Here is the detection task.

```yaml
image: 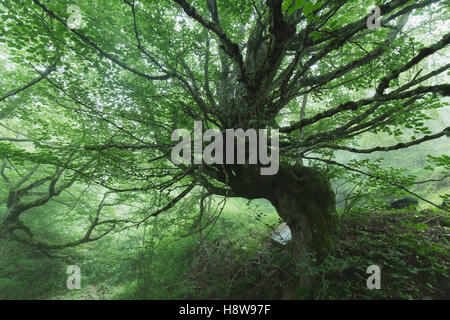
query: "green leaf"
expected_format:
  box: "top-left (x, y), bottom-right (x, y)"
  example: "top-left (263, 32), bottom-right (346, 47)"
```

top-left (303, 2), bottom-right (314, 16)
top-left (282, 0), bottom-right (293, 12)
top-left (313, 1), bottom-right (324, 11)
top-left (287, 7), bottom-right (295, 16)
top-left (294, 0), bottom-right (305, 10)
top-left (312, 31), bottom-right (322, 41)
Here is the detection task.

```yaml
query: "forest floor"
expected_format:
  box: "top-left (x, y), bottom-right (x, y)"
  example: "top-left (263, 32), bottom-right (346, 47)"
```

top-left (177, 208), bottom-right (450, 300)
top-left (1, 204), bottom-right (448, 300)
top-left (316, 209), bottom-right (449, 299)
top-left (70, 208), bottom-right (450, 300)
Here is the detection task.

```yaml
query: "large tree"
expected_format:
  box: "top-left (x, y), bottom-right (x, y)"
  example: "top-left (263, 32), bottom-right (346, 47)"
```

top-left (1, 0), bottom-right (449, 289)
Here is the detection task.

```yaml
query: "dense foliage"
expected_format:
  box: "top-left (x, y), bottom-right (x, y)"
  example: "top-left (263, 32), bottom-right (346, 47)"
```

top-left (0, 0), bottom-right (449, 299)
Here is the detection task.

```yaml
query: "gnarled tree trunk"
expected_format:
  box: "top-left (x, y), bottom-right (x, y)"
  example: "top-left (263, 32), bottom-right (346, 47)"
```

top-left (228, 164), bottom-right (338, 293)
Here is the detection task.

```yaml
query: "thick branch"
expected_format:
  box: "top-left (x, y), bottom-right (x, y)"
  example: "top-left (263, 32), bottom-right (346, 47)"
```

top-left (172, 0), bottom-right (249, 89)
top-left (0, 63), bottom-right (56, 102)
top-left (319, 127), bottom-right (450, 154)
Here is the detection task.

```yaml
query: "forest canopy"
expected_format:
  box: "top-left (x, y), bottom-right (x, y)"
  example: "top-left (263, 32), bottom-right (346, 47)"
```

top-left (0, 0), bottom-right (449, 300)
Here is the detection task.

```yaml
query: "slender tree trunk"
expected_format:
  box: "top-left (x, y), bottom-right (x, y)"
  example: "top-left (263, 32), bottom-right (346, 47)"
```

top-left (1, 192), bottom-right (26, 238)
top-left (229, 164), bottom-right (338, 293)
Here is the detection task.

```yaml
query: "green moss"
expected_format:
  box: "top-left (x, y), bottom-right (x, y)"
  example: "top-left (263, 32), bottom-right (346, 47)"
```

top-left (229, 163), bottom-right (339, 263)
top-left (310, 210), bottom-right (338, 260)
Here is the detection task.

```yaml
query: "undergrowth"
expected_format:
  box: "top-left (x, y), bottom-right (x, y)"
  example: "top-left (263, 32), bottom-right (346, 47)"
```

top-left (119, 207), bottom-right (449, 300)
top-left (1, 201), bottom-right (448, 300)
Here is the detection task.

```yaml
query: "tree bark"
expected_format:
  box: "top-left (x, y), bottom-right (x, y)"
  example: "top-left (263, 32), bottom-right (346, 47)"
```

top-left (228, 164), bottom-right (338, 293)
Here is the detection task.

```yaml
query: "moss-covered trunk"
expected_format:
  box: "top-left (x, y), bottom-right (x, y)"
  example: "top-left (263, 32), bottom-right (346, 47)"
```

top-left (273, 188), bottom-right (336, 289)
top-left (229, 164), bottom-right (338, 292)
